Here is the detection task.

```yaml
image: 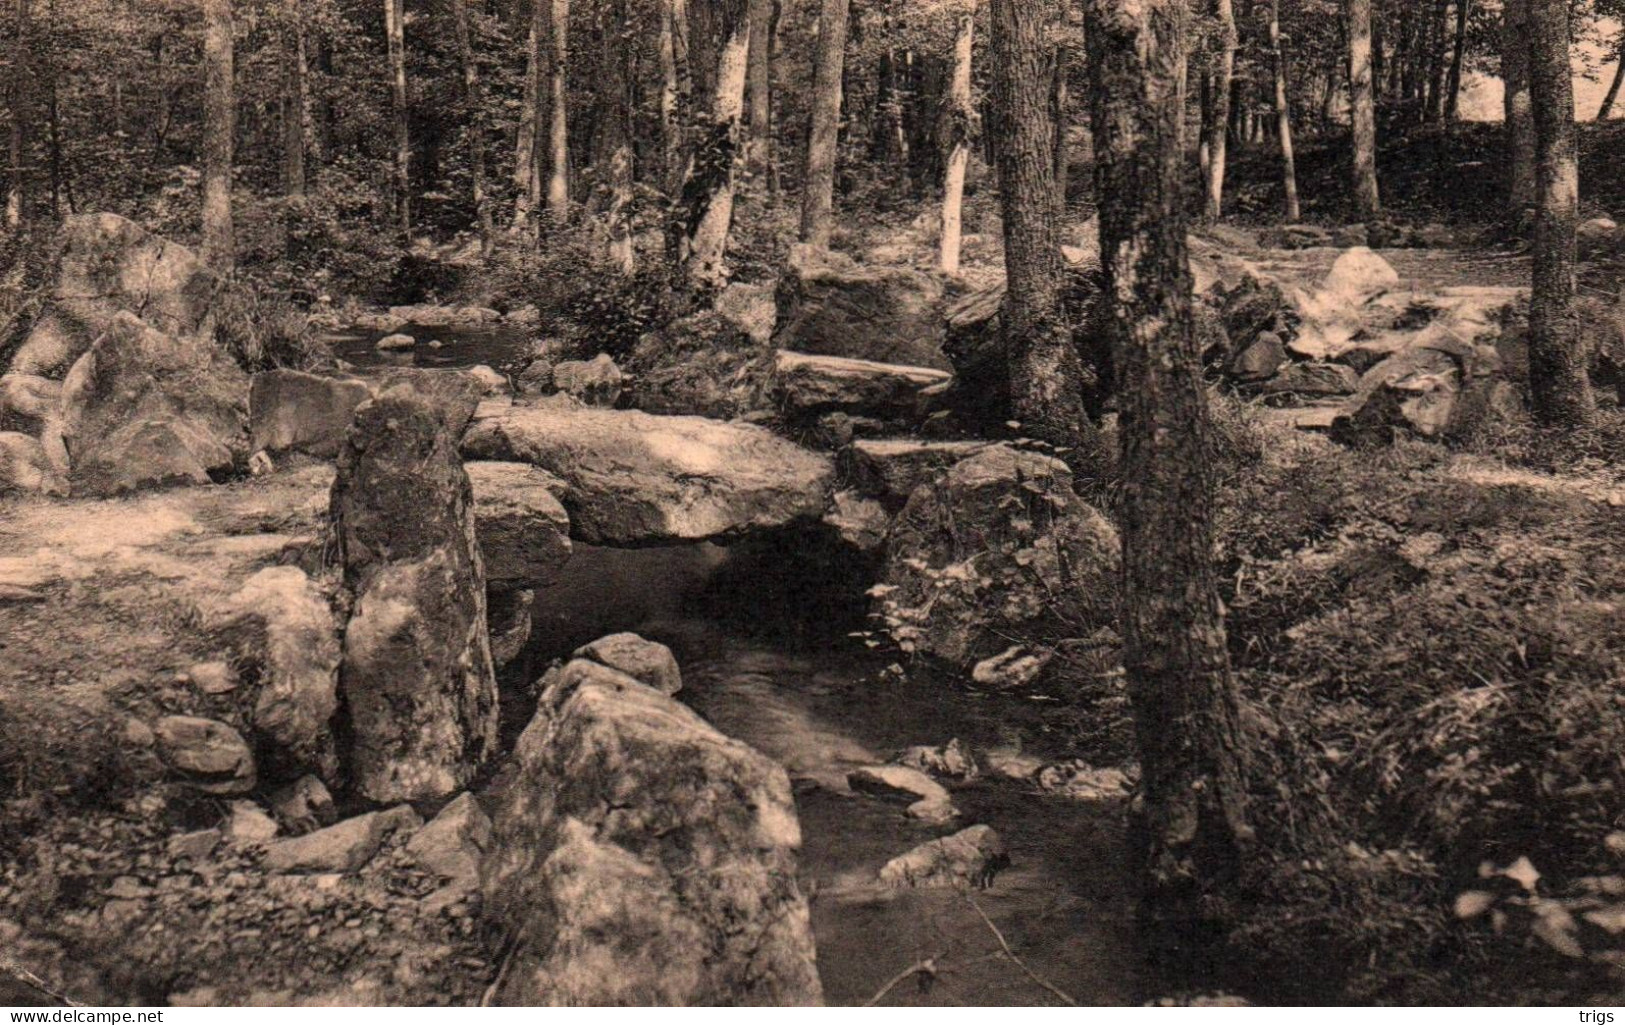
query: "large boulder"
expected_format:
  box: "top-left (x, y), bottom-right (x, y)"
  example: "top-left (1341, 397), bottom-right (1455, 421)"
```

top-left (623, 310), bottom-right (770, 419)
top-left (9, 213), bottom-right (220, 378)
top-left (876, 445), bottom-right (1118, 669)
top-left (768, 350), bottom-right (949, 424)
top-left (552, 354), bottom-right (624, 407)
top-left (772, 244), bottom-right (949, 370)
top-left (464, 461), bottom-right (572, 586)
top-left (152, 716), bottom-right (256, 795)
top-left (462, 405), bottom-right (833, 546)
top-left (482, 659), bottom-right (822, 1006)
top-left (333, 383), bottom-right (497, 803)
top-left (58, 311), bottom-right (249, 495)
top-left (249, 370), bottom-right (374, 459)
top-left (213, 566), bottom-right (343, 783)
top-left (1329, 338), bottom-right (1510, 447)
top-left (0, 373), bottom-right (63, 434)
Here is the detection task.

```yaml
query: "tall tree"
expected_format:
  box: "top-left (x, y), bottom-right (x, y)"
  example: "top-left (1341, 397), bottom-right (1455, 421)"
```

top-left (1599, 33), bottom-right (1625, 120)
top-left (1526, 0), bottom-right (1596, 426)
top-left (744, 0), bottom-right (774, 182)
top-left (939, 5), bottom-right (974, 275)
top-left (1503, 0), bottom-right (1537, 222)
top-left (1269, 0), bottom-right (1300, 222)
top-left (1084, 0), bottom-right (1252, 935)
top-left (658, 0), bottom-right (691, 192)
top-left (1202, 0), bottom-right (1237, 221)
top-left (282, 0), bottom-right (312, 200)
top-left (5, 0), bottom-right (29, 229)
top-left (598, 0), bottom-right (634, 271)
top-left (676, 0), bottom-right (750, 287)
top-left (800, 0), bottom-right (849, 245)
top-left (1348, 0), bottom-right (1380, 219)
top-left (201, 0), bottom-right (235, 272)
top-left (1444, 0), bottom-right (1470, 120)
top-left (452, 0), bottom-right (492, 249)
top-left (545, 0), bottom-right (569, 218)
top-left (512, 2), bottom-right (543, 231)
top-left (990, 0), bottom-right (1091, 457)
top-left (385, 0), bottom-right (410, 233)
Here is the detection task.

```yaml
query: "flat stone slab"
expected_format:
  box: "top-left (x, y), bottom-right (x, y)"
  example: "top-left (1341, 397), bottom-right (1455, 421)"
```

top-left (462, 405), bottom-right (833, 545)
top-left (769, 350), bottom-right (950, 418)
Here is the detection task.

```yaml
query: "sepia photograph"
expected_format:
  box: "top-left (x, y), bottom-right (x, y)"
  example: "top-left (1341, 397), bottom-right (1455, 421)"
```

top-left (1, 0), bottom-right (1623, 1008)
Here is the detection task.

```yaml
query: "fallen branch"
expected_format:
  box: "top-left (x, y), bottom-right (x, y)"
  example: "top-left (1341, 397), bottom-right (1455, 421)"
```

top-left (479, 935), bottom-right (519, 1007)
top-left (1, 958), bottom-right (80, 1008)
top-left (966, 895), bottom-right (1079, 1007)
top-left (863, 952), bottom-right (943, 1006)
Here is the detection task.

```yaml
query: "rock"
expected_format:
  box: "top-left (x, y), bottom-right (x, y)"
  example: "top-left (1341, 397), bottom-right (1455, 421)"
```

top-left (877, 445), bottom-right (1118, 669)
top-left (1227, 334), bottom-right (1288, 382)
top-left (1217, 274), bottom-right (1293, 354)
top-left (768, 350), bottom-right (949, 423)
top-left (483, 652), bottom-right (822, 1006)
top-left (248, 369), bottom-right (373, 459)
top-left (152, 716), bottom-right (256, 794)
top-left (624, 311), bottom-right (771, 419)
top-left (1252, 362), bottom-right (1359, 398)
top-left (464, 461), bottom-right (572, 586)
top-left (821, 490), bottom-right (889, 552)
top-left (405, 792), bottom-right (491, 882)
top-left (466, 365), bottom-right (509, 395)
top-left (983, 747), bottom-right (1045, 781)
top-left (894, 738), bottom-right (980, 781)
top-left (879, 825), bottom-right (1009, 890)
top-left (515, 339), bottom-right (574, 396)
top-left (841, 438), bottom-right (991, 511)
top-left (1258, 223), bottom-right (1334, 250)
top-left (1034, 761), bottom-right (1134, 801)
top-left (225, 800), bottom-right (281, 843)
top-left (715, 281), bottom-right (777, 344)
top-left (463, 405), bottom-right (833, 546)
top-left (58, 312), bottom-right (249, 495)
top-left (0, 432), bottom-right (69, 496)
top-left (167, 829), bottom-right (221, 862)
top-left (214, 566), bottom-right (342, 782)
top-left (552, 354), bottom-right (624, 407)
top-left (0, 373), bottom-right (63, 433)
top-left (334, 383), bottom-right (498, 804)
top-left (773, 243), bottom-right (949, 370)
top-left (489, 589), bottom-right (535, 669)
top-left (574, 633), bottom-right (682, 696)
top-left (848, 764), bottom-right (958, 821)
top-left (1328, 343), bottom-right (1511, 447)
top-left (188, 660), bottom-right (238, 695)
top-left (1320, 247), bottom-right (1400, 306)
top-left (263, 812), bottom-right (389, 874)
top-left (1289, 249), bottom-right (1401, 360)
top-left (375, 333), bottom-right (416, 351)
top-left (9, 213), bottom-right (219, 378)
top-left (269, 775), bottom-right (338, 835)
top-left (971, 645), bottom-right (1054, 690)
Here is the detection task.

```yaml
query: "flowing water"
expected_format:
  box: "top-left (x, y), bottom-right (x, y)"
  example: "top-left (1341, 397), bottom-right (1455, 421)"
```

top-left (322, 324), bottom-right (533, 372)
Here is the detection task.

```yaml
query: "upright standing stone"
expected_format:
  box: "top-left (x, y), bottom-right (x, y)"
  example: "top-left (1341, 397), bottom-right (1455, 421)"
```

top-left (333, 382), bottom-right (497, 803)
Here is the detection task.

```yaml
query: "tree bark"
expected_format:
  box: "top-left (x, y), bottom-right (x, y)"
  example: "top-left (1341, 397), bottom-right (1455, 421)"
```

top-left (452, 0), bottom-right (493, 249)
top-left (201, 0), bottom-right (235, 272)
top-left (1598, 35), bottom-right (1625, 120)
top-left (385, 0), bottom-right (410, 233)
top-left (545, 0), bottom-right (570, 219)
top-left (990, 0), bottom-right (1093, 459)
top-left (1203, 0), bottom-right (1236, 220)
top-left (677, 0), bottom-right (750, 288)
top-left (1348, 0), bottom-right (1380, 219)
top-left (1503, 0), bottom-right (1537, 224)
top-left (7, 0), bottom-right (31, 229)
top-left (745, 0), bottom-right (774, 181)
top-left (1526, 0), bottom-right (1595, 427)
top-left (598, 0), bottom-right (634, 271)
top-left (1445, 0), bottom-right (1470, 120)
top-left (1083, 0), bottom-right (1252, 939)
top-left (1270, 0), bottom-right (1300, 222)
top-left (939, 8), bottom-right (973, 276)
top-left (800, 0), bottom-right (849, 245)
top-left (1052, 44), bottom-right (1071, 211)
top-left (512, 4), bottom-right (543, 232)
top-left (658, 0), bottom-right (691, 193)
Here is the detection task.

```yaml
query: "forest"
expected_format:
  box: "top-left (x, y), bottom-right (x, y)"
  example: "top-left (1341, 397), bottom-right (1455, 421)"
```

top-left (2, 0), bottom-right (1625, 1009)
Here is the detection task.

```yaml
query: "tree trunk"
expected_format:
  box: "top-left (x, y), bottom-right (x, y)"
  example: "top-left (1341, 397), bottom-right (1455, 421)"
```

top-left (201, 0), bottom-right (235, 272)
top-left (546, 0), bottom-right (570, 219)
top-left (282, 0), bottom-right (309, 199)
top-left (385, 0), bottom-right (410, 233)
top-left (658, 0), bottom-right (691, 193)
top-left (1445, 0), bottom-right (1470, 120)
top-left (1598, 35), bottom-right (1625, 120)
top-left (1270, 0), bottom-right (1300, 222)
top-left (6, 0), bottom-right (30, 229)
top-left (990, 0), bottom-right (1093, 459)
top-left (677, 0), bottom-right (749, 288)
top-left (1203, 0), bottom-right (1236, 220)
top-left (513, 4), bottom-right (543, 231)
top-left (1425, 0), bottom-right (1449, 122)
top-left (452, 0), bottom-right (493, 249)
top-left (1503, 0), bottom-right (1537, 224)
top-left (1348, 0), bottom-right (1380, 219)
top-left (800, 0), bottom-right (848, 245)
top-left (1526, 0), bottom-right (1595, 427)
top-left (598, 0), bottom-right (634, 272)
top-left (1052, 44), bottom-right (1071, 211)
top-left (745, 0), bottom-right (773, 181)
top-left (939, 8), bottom-right (973, 276)
top-left (1083, 0), bottom-right (1252, 940)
